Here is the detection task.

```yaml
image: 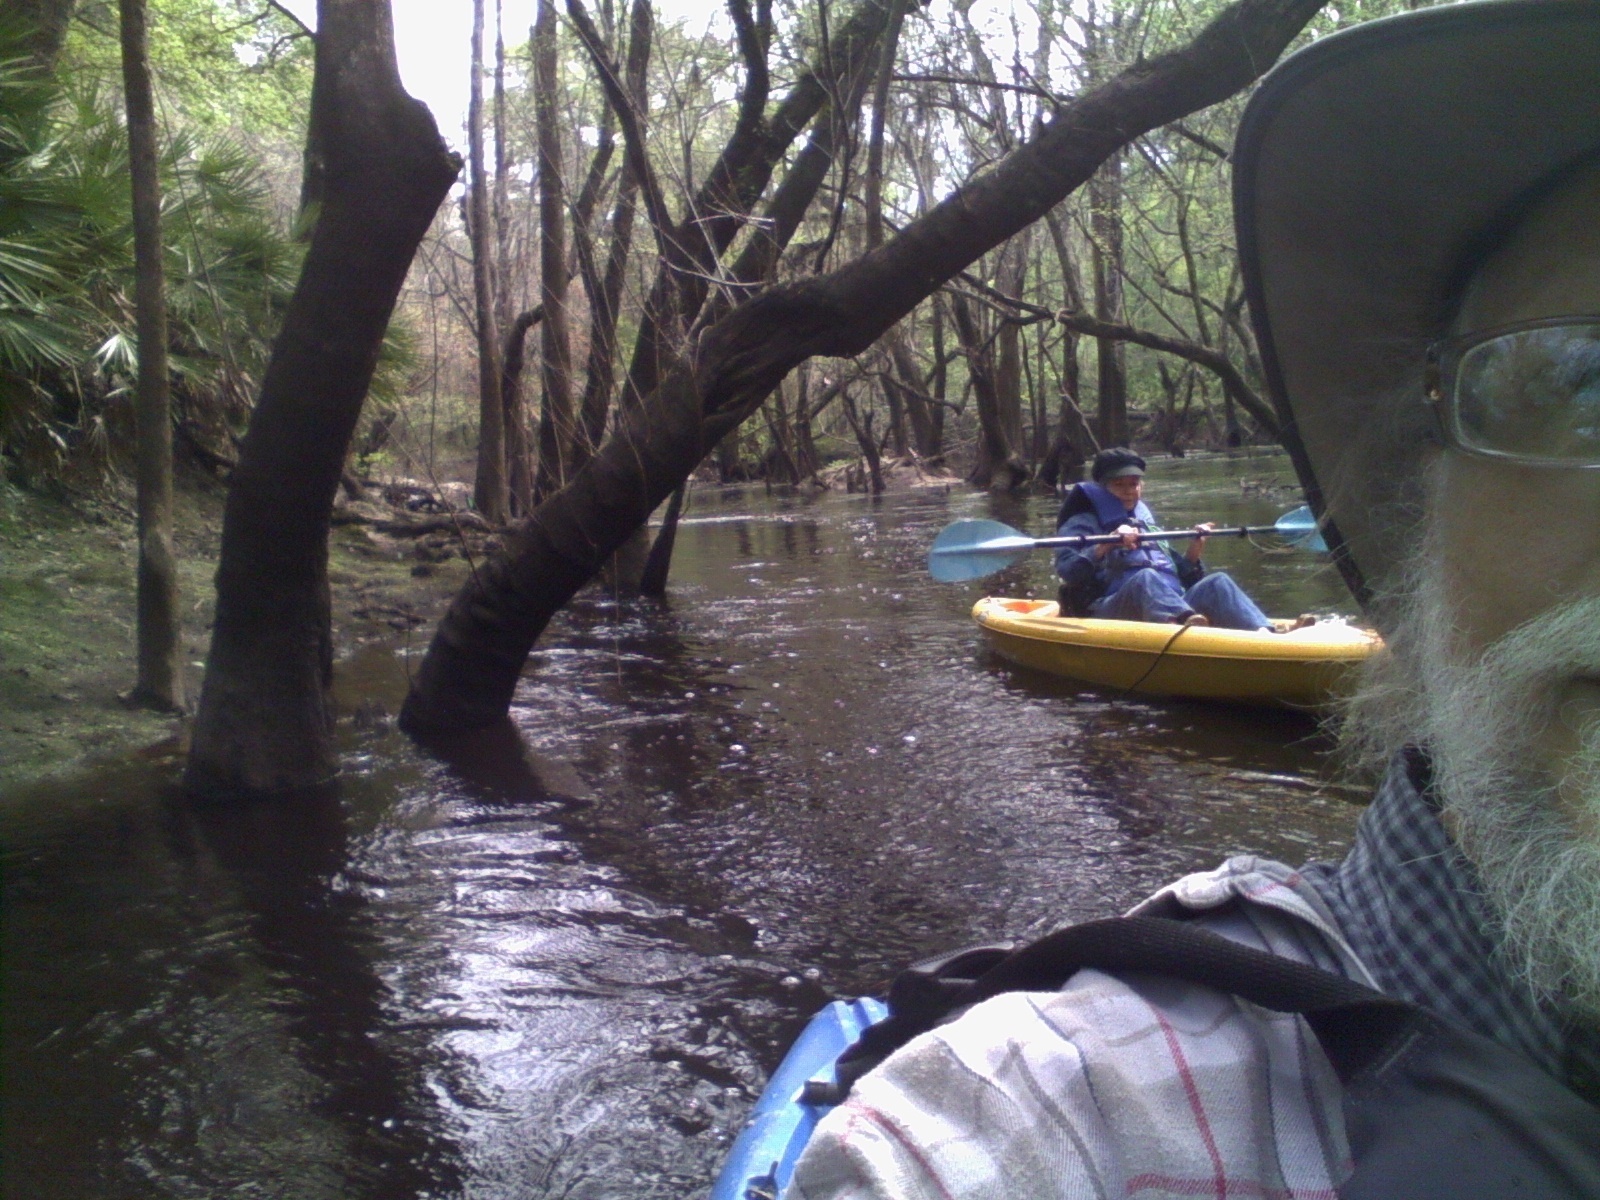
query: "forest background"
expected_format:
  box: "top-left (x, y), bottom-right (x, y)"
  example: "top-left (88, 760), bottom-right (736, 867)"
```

top-left (0, 0), bottom-right (1439, 789)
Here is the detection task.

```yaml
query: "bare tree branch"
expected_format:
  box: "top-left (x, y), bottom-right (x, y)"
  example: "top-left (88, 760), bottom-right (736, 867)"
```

top-left (1052, 308), bottom-right (1279, 436)
top-left (566, 0), bottom-right (677, 266)
top-left (263, 0), bottom-right (314, 39)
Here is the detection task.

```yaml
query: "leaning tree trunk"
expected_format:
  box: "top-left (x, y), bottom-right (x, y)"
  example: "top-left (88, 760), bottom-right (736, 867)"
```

top-left (185, 0), bottom-right (458, 798)
top-left (120, 0), bottom-right (183, 712)
top-left (399, 0), bottom-right (1330, 736)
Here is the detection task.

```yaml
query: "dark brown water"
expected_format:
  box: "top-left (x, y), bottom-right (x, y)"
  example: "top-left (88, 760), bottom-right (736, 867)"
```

top-left (2, 452), bottom-right (1367, 1199)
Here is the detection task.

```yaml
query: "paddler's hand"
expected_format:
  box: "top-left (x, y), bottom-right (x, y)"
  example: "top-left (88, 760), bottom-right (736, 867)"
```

top-left (1095, 524), bottom-right (1142, 559)
top-left (1185, 523), bottom-right (1214, 563)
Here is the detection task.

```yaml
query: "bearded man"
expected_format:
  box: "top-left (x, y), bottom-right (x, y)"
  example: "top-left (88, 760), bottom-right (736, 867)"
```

top-left (790, 3), bottom-right (1600, 1196)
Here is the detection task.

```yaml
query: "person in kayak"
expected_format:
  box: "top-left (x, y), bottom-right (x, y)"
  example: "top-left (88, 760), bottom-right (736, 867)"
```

top-left (1053, 447), bottom-right (1275, 628)
top-left (790, 3), bottom-right (1600, 1197)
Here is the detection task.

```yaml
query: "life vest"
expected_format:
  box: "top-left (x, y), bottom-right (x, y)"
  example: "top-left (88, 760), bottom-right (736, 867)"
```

top-left (1056, 482), bottom-right (1179, 609)
top-left (810, 916), bottom-right (1600, 1198)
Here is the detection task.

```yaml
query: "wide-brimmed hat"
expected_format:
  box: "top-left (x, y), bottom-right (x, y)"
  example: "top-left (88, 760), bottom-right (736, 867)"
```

top-left (1234, 0), bottom-right (1600, 613)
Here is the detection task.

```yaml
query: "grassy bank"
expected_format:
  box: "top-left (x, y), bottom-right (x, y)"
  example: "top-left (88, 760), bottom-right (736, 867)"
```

top-left (0, 478), bottom-right (475, 791)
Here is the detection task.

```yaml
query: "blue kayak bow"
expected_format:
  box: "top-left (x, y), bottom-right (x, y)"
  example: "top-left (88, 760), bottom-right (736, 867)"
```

top-left (927, 505), bottom-right (1327, 583)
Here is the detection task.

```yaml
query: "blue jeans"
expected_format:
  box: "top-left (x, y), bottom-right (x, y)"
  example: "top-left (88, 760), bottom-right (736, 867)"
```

top-left (1089, 568), bottom-right (1270, 630)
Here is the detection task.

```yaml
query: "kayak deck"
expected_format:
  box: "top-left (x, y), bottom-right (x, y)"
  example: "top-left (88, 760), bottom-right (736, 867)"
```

top-left (972, 597), bottom-right (1381, 708)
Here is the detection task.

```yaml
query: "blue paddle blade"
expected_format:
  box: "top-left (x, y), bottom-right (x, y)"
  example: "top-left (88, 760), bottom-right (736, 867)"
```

top-left (928, 519), bottom-right (1036, 582)
top-left (1274, 505), bottom-right (1328, 552)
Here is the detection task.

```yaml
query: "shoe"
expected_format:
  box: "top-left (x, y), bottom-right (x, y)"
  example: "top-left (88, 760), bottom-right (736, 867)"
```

top-left (1270, 614), bottom-right (1318, 633)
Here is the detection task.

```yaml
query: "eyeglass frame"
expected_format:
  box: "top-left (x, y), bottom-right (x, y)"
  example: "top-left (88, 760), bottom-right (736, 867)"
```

top-left (1423, 314), bottom-right (1600, 469)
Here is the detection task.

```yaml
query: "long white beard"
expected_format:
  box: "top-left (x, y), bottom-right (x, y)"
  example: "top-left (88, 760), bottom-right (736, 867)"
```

top-left (1365, 550), bottom-right (1600, 1023)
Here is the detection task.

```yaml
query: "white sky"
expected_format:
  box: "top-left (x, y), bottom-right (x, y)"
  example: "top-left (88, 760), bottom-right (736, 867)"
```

top-left (279, 0), bottom-right (1019, 148)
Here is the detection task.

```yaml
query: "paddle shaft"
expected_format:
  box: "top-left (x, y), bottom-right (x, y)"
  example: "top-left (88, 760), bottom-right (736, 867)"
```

top-left (1039, 524), bottom-right (1282, 550)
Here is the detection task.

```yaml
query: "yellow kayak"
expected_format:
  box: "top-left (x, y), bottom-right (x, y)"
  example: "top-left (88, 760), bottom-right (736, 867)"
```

top-left (972, 597), bottom-right (1382, 708)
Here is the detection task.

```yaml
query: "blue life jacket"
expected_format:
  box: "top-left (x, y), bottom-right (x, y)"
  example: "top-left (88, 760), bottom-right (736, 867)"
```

top-left (1056, 482), bottom-right (1179, 604)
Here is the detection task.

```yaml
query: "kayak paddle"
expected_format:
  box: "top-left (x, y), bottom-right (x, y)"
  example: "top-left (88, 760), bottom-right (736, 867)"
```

top-left (928, 506), bottom-right (1327, 583)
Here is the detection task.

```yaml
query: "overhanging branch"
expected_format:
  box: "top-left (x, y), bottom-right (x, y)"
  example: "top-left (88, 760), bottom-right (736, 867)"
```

top-left (1052, 308), bottom-right (1279, 436)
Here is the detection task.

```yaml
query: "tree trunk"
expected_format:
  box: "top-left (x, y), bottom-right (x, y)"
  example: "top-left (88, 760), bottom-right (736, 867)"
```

top-left (928, 297), bottom-right (948, 455)
top-left (500, 305), bottom-right (544, 511)
top-left (400, 0), bottom-right (1329, 736)
top-left (794, 361), bottom-right (820, 477)
top-left (493, 0), bottom-right (535, 513)
top-left (994, 239), bottom-right (1028, 462)
top-left (863, 0), bottom-right (909, 458)
top-left (953, 291), bottom-right (1028, 491)
top-left (888, 332), bottom-right (936, 459)
top-left (841, 391), bottom-right (885, 493)
top-left (15, 0), bottom-right (76, 70)
top-left (1090, 150), bottom-right (1128, 447)
top-left (1040, 205), bottom-right (1090, 487)
top-left (186, 0), bottom-right (458, 797)
top-left (120, 0), bottom-right (183, 712)
top-left (531, 0), bottom-right (576, 502)
top-left (468, 0), bottom-right (507, 524)
top-left (638, 483), bottom-right (685, 598)
top-left (575, 0), bottom-right (651, 462)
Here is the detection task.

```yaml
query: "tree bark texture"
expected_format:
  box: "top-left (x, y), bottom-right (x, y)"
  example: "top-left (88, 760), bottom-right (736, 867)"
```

top-left (400, 0), bottom-right (1329, 735)
top-left (468, 0), bottom-right (508, 524)
top-left (531, 0), bottom-right (576, 502)
top-left (120, 0), bottom-right (184, 712)
top-left (186, 0), bottom-right (459, 797)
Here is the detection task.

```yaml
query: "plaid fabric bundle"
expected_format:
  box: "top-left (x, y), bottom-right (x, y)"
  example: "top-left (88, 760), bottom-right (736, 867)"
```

top-left (792, 752), bottom-right (1599, 1198)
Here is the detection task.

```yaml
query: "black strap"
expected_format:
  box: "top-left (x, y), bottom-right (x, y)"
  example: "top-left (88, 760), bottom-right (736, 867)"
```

top-left (814, 915), bottom-right (1600, 1197)
top-left (819, 915), bottom-right (1417, 1104)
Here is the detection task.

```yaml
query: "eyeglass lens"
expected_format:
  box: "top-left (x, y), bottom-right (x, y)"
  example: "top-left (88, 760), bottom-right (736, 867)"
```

top-left (1455, 322), bottom-right (1600, 461)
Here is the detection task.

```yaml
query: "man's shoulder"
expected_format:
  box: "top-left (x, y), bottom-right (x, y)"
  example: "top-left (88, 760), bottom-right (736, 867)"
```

top-left (1136, 855), bottom-right (1373, 980)
top-left (791, 860), bottom-right (1367, 1199)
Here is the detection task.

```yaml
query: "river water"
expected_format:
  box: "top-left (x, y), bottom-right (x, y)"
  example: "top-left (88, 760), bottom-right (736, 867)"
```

top-left (2, 452), bottom-right (1369, 1199)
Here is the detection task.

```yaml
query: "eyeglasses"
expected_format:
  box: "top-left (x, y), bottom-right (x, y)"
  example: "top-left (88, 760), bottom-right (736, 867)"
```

top-left (1425, 316), bottom-right (1600, 467)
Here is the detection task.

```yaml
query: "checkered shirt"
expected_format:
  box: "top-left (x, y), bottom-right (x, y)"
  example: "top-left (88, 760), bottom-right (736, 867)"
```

top-left (1302, 747), bottom-right (1600, 1101)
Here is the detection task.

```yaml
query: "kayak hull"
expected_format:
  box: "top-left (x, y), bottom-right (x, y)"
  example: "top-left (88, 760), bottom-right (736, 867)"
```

top-left (972, 597), bottom-right (1380, 708)
top-left (711, 997), bottom-right (889, 1200)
